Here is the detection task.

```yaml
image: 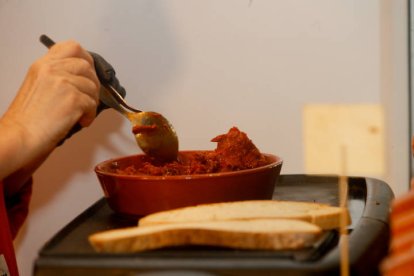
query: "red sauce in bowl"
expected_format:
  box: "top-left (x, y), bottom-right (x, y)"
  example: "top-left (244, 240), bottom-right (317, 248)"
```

top-left (117, 127), bottom-right (268, 176)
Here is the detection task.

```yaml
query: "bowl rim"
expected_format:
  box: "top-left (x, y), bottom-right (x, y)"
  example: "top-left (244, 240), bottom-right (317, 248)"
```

top-left (94, 151), bottom-right (283, 180)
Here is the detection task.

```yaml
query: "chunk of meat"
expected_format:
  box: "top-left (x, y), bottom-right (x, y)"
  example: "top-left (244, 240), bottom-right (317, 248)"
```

top-left (211, 127), bottom-right (267, 172)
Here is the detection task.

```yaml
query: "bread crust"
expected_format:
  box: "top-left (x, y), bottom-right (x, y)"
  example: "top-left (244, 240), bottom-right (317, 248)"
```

top-left (139, 200), bottom-right (350, 230)
top-left (89, 219), bottom-right (322, 253)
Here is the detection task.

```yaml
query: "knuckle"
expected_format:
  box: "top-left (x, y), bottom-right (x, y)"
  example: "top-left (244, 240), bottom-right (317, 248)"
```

top-left (90, 79), bottom-right (100, 95)
top-left (79, 99), bottom-right (98, 127)
top-left (65, 40), bottom-right (83, 55)
top-left (88, 94), bottom-right (99, 108)
top-left (58, 40), bottom-right (90, 61)
top-left (79, 58), bottom-right (91, 69)
top-left (30, 58), bottom-right (46, 73)
top-left (76, 58), bottom-right (93, 74)
top-left (36, 62), bottom-right (54, 78)
top-left (85, 90), bottom-right (99, 108)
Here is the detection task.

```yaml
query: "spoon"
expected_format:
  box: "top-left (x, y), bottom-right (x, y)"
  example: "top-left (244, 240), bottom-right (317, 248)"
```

top-left (40, 35), bottom-right (179, 161)
top-left (99, 82), bottom-right (179, 161)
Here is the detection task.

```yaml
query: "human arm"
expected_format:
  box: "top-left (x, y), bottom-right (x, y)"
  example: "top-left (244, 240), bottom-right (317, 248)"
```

top-left (0, 40), bottom-right (100, 196)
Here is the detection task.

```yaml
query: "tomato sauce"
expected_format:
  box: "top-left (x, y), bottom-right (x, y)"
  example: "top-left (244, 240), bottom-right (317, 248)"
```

top-left (118, 127), bottom-right (268, 176)
top-left (132, 124), bottom-right (158, 135)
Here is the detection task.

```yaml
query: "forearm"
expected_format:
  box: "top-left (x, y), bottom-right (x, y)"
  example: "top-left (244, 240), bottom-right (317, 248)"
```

top-left (0, 119), bottom-right (51, 197)
top-left (0, 120), bottom-right (29, 180)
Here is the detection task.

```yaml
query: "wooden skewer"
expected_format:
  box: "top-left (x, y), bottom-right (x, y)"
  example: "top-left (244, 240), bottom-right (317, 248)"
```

top-left (339, 146), bottom-right (349, 276)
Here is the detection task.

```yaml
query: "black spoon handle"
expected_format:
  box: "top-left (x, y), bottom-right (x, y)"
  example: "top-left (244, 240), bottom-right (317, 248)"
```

top-left (40, 34), bottom-right (55, 48)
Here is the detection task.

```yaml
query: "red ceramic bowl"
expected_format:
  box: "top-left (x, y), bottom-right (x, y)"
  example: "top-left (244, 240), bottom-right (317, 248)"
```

top-left (94, 151), bottom-right (283, 218)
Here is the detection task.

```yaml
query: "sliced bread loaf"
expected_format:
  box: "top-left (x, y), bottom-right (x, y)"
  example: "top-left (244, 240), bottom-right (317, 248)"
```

top-left (139, 200), bottom-right (350, 230)
top-left (89, 219), bottom-right (322, 253)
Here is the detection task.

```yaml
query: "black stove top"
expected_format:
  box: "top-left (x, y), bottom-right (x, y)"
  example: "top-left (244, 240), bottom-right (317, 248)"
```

top-left (34, 175), bottom-right (393, 276)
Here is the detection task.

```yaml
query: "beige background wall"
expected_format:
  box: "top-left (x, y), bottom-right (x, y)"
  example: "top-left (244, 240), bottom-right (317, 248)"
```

top-left (0, 1), bottom-right (409, 275)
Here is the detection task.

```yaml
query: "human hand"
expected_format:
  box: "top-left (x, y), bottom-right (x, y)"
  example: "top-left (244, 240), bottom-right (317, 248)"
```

top-left (54, 51), bottom-right (128, 145)
top-left (0, 40), bottom-right (100, 179)
top-left (39, 35), bottom-right (127, 145)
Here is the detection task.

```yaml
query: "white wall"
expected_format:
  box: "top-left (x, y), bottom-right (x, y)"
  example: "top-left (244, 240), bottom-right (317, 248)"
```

top-left (0, 1), bottom-right (408, 275)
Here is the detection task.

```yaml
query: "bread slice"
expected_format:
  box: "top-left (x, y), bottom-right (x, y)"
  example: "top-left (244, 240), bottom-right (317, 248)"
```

top-left (89, 219), bottom-right (322, 253)
top-left (139, 200), bottom-right (350, 230)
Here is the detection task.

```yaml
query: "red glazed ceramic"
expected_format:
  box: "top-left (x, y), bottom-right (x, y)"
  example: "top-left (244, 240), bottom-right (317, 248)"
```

top-left (95, 151), bottom-right (283, 218)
